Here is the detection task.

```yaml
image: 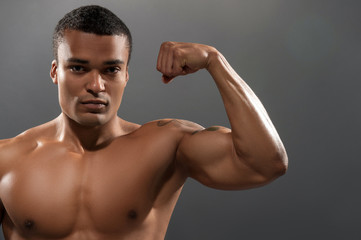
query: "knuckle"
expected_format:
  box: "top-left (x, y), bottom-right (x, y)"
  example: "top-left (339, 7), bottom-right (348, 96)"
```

top-left (162, 41), bottom-right (172, 48)
top-left (164, 41), bottom-right (176, 49)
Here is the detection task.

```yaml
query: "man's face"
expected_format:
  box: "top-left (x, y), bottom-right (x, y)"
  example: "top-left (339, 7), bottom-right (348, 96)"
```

top-left (50, 30), bottom-right (129, 127)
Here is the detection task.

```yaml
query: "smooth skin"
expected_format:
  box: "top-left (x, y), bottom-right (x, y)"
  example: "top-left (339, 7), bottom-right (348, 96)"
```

top-left (0, 30), bottom-right (288, 239)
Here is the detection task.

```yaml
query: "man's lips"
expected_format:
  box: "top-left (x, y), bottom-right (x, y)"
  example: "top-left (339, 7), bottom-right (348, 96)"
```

top-left (80, 99), bottom-right (108, 111)
top-left (81, 99), bottom-right (108, 105)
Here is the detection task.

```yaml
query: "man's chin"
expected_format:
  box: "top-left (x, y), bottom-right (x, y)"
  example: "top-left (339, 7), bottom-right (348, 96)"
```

top-left (74, 114), bottom-right (109, 127)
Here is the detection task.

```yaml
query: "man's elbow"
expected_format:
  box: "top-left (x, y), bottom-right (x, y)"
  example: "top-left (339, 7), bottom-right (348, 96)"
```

top-left (250, 149), bottom-right (288, 185)
top-left (267, 149), bottom-right (288, 180)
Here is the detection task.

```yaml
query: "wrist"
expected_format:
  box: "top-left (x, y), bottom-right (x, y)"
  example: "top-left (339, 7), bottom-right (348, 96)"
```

top-left (206, 48), bottom-right (222, 72)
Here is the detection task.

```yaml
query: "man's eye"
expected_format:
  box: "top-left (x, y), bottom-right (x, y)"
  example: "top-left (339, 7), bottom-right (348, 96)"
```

top-left (105, 67), bottom-right (120, 74)
top-left (70, 66), bottom-right (85, 72)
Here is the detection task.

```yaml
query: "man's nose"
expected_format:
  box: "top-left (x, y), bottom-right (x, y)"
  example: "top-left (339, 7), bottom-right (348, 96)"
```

top-left (86, 71), bottom-right (105, 94)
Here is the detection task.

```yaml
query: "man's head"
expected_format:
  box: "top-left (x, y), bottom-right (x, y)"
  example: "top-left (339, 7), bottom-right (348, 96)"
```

top-left (50, 6), bottom-right (131, 127)
top-left (52, 5), bottom-right (132, 64)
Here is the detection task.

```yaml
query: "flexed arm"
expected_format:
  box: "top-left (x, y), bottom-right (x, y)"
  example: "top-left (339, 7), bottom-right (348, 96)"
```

top-left (157, 42), bottom-right (288, 190)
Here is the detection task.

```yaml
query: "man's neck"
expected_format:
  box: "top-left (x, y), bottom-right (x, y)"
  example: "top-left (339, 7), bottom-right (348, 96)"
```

top-left (55, 113), bottom-right (124, 153)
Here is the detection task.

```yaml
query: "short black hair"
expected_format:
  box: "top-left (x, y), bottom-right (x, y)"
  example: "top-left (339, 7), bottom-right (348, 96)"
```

top-left (52, 5), bottom-right (132, 63)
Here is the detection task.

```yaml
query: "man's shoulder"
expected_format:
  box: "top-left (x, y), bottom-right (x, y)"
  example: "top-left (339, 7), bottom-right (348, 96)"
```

top-left (121, 119), bottom-right (204, 153)
top-left (0, 130), bottom-right (37, 152)
top-left (0, 132), bottom-right (35, 177)
top-left (138, 118), bottom-right (204, 136)
top-left (0, 120), bottom-right (56, 159)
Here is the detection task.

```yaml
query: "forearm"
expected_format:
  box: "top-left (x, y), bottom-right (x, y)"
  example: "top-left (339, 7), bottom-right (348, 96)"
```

top-left (206, 50), bottom-right (288, 178)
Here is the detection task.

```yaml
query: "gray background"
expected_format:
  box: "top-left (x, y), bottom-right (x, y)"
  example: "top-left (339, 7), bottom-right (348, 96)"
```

top-left (0, 0), bottom-right (360, 239)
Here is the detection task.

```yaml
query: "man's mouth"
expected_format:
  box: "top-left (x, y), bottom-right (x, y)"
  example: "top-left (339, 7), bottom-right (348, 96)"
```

top-left (81, 99), bottom-right (108, 105)
top-left (81, 99), bottom-right (108, 111)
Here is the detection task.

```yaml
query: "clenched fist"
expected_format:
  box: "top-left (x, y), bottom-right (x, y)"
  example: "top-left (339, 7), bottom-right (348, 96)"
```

top-left (156, 42), bottom-right (218, 83)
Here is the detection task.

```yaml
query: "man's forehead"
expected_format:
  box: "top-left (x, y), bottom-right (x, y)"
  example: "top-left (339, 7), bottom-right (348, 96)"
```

top-left (58, 30), bottom-right (129, 62)
top-left (66, 57), bottom-right (125, 66)
top-left (61, 29), bottom-right (128, 43)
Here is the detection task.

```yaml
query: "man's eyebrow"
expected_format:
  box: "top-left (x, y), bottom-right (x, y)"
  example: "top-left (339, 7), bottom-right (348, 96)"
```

top-left (65, 58), bottom-right (124, 65)
top-left (66, 58), bottom-right (89, 64)
top-left (103, 59), bottom-right (124, 65)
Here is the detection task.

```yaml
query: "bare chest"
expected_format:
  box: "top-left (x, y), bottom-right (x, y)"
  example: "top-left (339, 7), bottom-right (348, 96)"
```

top-left (0, 138), bottom-right (182, 238)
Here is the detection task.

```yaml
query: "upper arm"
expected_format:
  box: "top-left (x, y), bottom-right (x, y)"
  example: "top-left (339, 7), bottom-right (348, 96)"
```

top-left (0, 138), bottom-right (20, 224)
top-left (0, 139), bottom-right (10, 224)
top-left (176, 123), bottom-right (270, 190)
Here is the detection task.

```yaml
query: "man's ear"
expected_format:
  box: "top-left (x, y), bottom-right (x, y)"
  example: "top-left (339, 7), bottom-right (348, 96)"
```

top-left (50, 60), bottom-right (58, 85)
top-left (125, 66), bottom-right (129, 85)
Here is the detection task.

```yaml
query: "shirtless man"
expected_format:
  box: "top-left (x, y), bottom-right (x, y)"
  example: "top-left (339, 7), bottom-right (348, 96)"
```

top-left (0, 5), bottom-right (288, 240)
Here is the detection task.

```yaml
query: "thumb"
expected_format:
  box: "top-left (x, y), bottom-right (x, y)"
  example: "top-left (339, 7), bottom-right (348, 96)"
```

top-left (162, 75), bottom-right (174, 84)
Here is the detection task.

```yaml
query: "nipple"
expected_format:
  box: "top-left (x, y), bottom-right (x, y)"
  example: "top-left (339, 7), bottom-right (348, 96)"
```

top-left (24, 219), bottom-right (34, 229)
top-left (128, 210), bottom-right (137, 220)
